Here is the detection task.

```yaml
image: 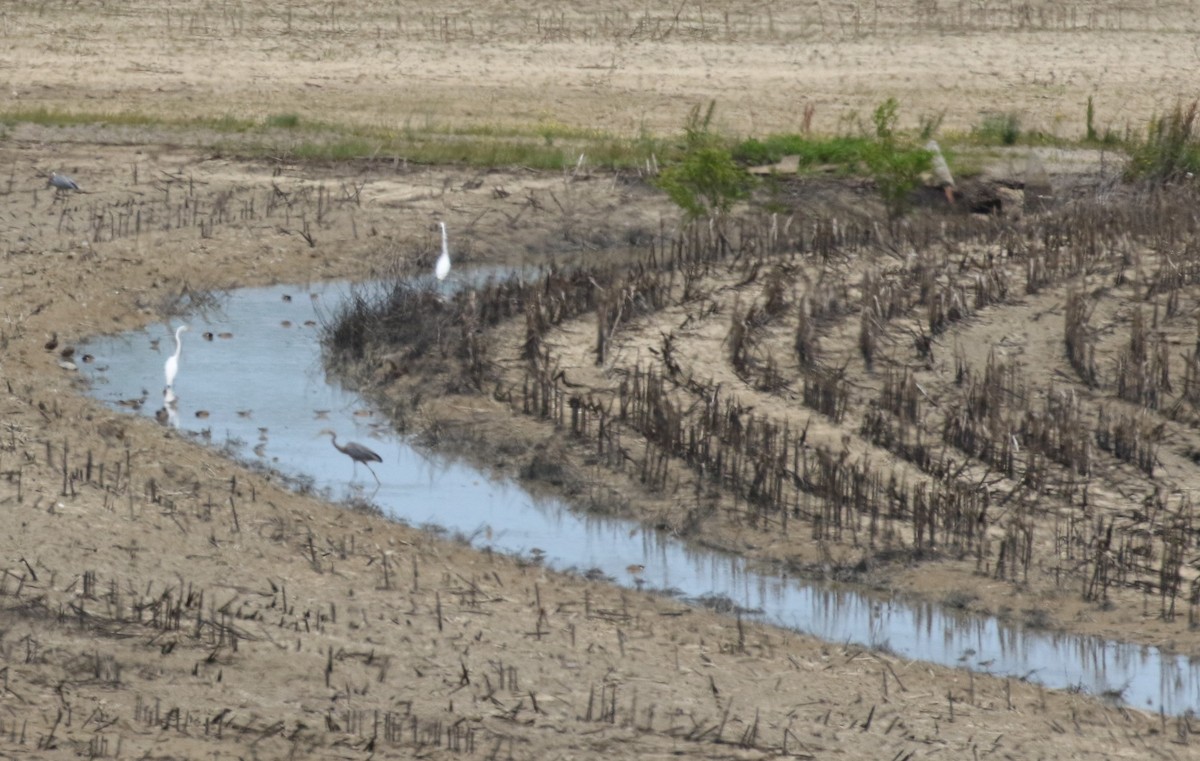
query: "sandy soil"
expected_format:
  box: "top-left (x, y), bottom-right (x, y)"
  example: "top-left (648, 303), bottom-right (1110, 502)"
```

top-left (3, 1), bottom-right (1199, 138)
top-left (0, 1), bottom-right (1196, 758)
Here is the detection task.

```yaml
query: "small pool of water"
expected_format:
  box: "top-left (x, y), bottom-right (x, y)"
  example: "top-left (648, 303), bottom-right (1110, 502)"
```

top-left (79, 278), bottom-right (1200, 715)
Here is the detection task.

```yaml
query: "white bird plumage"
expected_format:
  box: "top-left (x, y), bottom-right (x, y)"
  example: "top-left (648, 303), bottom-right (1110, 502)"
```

top-left (435, 221), bottom-right (451, 281)
top-left (164, 325), bottom-right (189, 391)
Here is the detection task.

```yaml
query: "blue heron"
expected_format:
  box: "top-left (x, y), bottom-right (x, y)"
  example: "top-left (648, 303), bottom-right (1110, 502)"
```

top-left (435, 221), bottom-right (451, 281)
top-left (164, 325), bottom-right (189, 391)
top-left (47, 172), bottom-right (81, 194)
top-left (318, 429), bottom-right (383, 485)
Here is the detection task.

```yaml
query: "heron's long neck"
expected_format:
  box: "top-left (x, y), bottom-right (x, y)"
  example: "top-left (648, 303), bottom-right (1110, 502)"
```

top-left (440, 223), bottom-right (449, 255)
top-left (173, 330), bottom-right (185, 359)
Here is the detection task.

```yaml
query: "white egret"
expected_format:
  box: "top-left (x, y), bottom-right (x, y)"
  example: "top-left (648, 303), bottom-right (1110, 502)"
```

top-left (164, 325), bottom-right (189, 391)
top-left (435, 221), bottom-right (451, 281)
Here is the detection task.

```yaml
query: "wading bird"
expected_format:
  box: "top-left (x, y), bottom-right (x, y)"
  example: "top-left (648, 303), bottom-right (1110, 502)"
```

top-left (164, 325), bottom-right (189, 391)
top-left (318, 429), bottom-right (383, 485)
top-left (47, 172), bottom-right (81, 194)
top-left (435, 221), bottom-right (451, 281)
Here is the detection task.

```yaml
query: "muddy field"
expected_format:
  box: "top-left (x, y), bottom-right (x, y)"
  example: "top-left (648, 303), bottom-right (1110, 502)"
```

top-left (0, 1), bottom-right (1198, 758)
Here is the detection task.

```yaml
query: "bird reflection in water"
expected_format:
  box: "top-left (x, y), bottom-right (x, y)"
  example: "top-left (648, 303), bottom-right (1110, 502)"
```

top-left (156, 387), bottom-right (180, 428)
top-left (436, 221), bottom-right (452, 282)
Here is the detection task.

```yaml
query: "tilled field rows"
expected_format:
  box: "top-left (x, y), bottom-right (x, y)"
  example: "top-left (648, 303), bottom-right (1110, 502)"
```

top-left (374, 184), bottom-right (1200, 653)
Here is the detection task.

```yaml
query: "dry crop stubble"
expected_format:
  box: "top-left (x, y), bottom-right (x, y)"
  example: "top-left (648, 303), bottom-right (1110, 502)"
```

top-left (358, 183), bottom-right (1200, 660)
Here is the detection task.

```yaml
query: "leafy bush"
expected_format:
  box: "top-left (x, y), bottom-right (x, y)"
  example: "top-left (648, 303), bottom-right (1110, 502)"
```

top-left (656, 102), bottom-right (755, 219)
top-left (863, 99), bottom-right (933, 220)
top-left (865, 144), bottom-right (934, 219)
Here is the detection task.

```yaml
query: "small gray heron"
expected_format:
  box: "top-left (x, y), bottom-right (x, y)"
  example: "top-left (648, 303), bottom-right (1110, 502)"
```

top-left (318, 429), bottom-right (383, 485)
top-left (47, 172), bottom-right (81, 194)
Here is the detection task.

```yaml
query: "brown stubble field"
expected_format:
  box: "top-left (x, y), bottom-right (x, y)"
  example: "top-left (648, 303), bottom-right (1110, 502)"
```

top-left (0, 0), bottom-right (1198, 758)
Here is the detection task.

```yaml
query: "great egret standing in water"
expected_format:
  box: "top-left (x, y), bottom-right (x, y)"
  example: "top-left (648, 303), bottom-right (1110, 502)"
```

top-left (164, 325), bottom-right (189, 391)
top-left (435, 221), bottom-right (451, 281)
top-left (318, 429), bottom-right (383, 485)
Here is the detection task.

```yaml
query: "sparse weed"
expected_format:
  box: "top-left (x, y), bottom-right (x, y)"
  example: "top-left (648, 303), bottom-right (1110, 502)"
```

top-left (974, 111), bottom-right (1022, 145)
top-left (943, 590), bottom-right (978, 610)
top-left (918, 110), bottom-right (945, 140)
top-left (0, 106), bottom-right (658, 170)
top-left (265, 112), bottom-right (301, 129)
top-left (290, 138), bottom-right (379, 162)
top-left (0, 106), bottom-right (257, 133)
top-left (1023, 607), bottom-right (1053, 629)
top-left (731, 134), bottom-right (874, 167)
top-left (1125, 100), bottom-right (1200, 184)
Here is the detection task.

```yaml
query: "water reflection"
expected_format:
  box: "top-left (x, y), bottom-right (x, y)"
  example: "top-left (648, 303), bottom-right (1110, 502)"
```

top-left (78, 279), bottom-right (1200, 715)
top-left (156, 387), bottom-right (180, 428)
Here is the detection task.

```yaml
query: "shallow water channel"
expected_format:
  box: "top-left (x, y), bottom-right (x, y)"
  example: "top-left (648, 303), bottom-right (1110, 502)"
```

top-left (79, 278), bottom-right (1200, 715)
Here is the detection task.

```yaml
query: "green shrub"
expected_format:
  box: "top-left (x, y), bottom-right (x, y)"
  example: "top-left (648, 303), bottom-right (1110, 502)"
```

top-left (656, 102), bottom-right (755, 219)
top-left (1126, 100), bottom-right (1200, 184)
top-left (863, 99), bottom-right (933, 220)
top-left (872, 97), bottom-right (900, 141)
top-left (865, 143), bottom-right (933, 219)
top-left (730, 100), bottom-right (934, 219)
